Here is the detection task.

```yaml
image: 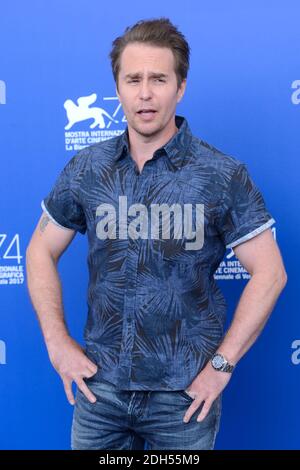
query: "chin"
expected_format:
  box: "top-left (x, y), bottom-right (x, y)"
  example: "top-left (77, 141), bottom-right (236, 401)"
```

top-left (139, 125), bottom-right (162, 136)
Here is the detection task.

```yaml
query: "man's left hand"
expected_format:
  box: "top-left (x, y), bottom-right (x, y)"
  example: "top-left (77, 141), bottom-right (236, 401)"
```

top-left (183, 362), bottom-right (232, 423)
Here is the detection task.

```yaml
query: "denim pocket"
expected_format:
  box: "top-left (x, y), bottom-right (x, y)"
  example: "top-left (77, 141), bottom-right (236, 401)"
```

top-left (83, 372), bottom-right (98, 384)
top-left (179, 389), bottom-right (195, 402)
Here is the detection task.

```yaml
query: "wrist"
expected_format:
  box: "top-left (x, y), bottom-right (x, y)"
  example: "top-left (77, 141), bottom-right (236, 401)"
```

top-left (45, 329), bottom-right (70, 349)
top-left (210, 351), bottom-right (236, 373)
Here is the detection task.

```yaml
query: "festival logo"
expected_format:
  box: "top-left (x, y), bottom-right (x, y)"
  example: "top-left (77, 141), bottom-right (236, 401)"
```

top-left (0, 234), bottom-right (24, 286)
top-left (64, 92), bottom-right (126, 151)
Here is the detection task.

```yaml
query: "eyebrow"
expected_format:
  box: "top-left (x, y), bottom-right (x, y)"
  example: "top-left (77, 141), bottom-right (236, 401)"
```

top-left (124, 72), bottom-right (169, 79)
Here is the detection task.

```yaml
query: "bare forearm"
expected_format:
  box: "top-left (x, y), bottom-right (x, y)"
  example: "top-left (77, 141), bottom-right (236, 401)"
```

top-left (184, 231), bottom-right (288, 424)
top-left (217, 272), bottom-right (287, 365)
top-left (26, 248), bottom-right (69, 347)
top-left (25, 216), bottom-right (98, 405)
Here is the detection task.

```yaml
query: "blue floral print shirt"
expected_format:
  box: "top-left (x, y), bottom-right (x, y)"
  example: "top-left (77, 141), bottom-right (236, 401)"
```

top-left (41, 115), bottom-right (275, 390)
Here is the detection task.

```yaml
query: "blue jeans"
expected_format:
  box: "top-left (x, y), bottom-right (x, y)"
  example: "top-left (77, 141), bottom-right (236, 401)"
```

top-left (71, 376), bottom-right (222, 450)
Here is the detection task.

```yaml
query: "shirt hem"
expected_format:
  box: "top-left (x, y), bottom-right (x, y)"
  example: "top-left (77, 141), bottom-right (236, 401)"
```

top-left (226, 217), bottom-right (276, 249)
top-left (41, 200), bottom-right (75, 232)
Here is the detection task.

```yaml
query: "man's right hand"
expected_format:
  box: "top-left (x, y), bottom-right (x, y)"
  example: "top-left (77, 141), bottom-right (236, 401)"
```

top-left (47, 335), bottom-right (98, 405)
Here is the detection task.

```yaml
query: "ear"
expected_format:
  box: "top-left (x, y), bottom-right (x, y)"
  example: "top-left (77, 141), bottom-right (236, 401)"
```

top-left (177, 79), bottom-right (187, 103)
top-left (116, 86), bottom-right (121, 102)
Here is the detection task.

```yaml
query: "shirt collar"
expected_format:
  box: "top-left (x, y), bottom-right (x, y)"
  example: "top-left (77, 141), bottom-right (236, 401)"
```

top-left (115, 115), bottom-right (193, 171)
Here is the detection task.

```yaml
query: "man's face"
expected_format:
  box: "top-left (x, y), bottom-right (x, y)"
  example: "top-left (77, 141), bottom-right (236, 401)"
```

top-left (116, 43), bottom-right (186, 139)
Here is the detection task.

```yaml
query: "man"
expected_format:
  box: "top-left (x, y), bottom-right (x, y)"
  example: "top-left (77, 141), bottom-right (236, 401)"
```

top-left (26, 18), bottom-right (287, 450)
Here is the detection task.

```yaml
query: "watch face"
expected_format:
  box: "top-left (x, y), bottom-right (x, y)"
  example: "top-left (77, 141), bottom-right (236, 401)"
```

top-left (212, 354), bottom-right (225, 369)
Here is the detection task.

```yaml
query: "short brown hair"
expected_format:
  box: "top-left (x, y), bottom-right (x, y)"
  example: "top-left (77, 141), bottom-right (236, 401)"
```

top-left (109, 17), bottom-right (190, 92)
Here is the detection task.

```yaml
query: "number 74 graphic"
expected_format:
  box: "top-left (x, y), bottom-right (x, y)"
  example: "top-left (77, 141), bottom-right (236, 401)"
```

top-left (0, 234), bottom-right (22, 264)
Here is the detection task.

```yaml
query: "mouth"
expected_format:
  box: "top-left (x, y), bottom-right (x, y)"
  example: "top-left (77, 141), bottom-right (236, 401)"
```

top-left (136, 109), bottom-right (157, 120)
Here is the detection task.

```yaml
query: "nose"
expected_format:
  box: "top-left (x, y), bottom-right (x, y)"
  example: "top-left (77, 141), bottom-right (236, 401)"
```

top-left (138, 80), bottom-right (153, 100)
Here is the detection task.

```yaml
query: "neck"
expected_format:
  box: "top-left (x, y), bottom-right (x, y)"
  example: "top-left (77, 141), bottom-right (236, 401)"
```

top-left (128, 118), bottom-right (178, 171)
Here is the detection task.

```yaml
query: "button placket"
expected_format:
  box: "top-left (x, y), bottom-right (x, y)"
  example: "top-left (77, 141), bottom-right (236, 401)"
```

top-left (119, 167), bottom-right (152, 384)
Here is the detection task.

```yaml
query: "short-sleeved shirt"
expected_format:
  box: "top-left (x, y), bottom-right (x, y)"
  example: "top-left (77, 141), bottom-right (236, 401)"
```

top-left (41, 114), bottom-right (275, 391)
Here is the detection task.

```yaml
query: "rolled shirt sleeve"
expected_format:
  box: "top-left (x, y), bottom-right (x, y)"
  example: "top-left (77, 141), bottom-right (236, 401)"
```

top-left (217, 163), bottom-right (275, 249)
top-left (41, 155), bottom-right (87, 235)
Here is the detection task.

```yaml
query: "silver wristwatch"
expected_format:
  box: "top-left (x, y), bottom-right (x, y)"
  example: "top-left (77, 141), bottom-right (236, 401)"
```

top-left (211, 353), bottom-right (235, 373)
